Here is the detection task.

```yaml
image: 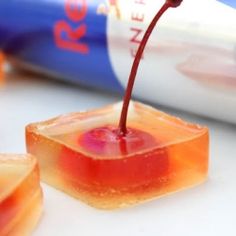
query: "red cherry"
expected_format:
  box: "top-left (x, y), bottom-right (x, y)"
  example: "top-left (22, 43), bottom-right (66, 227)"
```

top-left (79, 126), bottom-right (157, 157)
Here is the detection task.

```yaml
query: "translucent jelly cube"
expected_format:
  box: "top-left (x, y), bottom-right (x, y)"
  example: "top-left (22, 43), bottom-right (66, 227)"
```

top-left (26, 102), bottom-right (209, 209)
top-left (0, 154), bottom-right (43, 235)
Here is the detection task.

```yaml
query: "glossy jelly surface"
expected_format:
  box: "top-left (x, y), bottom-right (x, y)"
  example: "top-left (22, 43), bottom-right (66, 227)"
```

top-left (26, 101), bottom-right (209, 209)
top-left (0, 154), bottom-right (43, 236)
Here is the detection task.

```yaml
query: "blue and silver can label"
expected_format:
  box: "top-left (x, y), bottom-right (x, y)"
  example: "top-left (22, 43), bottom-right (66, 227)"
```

top-left (0, 0), bottom-right (236, 123)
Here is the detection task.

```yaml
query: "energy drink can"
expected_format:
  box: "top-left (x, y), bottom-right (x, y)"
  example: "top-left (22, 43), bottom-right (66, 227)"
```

top-left (0, 0), bottom-right (236, 123)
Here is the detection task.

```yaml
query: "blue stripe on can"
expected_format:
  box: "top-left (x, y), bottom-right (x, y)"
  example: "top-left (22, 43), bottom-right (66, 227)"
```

top-left (0, 0), bottom-right (123, 92)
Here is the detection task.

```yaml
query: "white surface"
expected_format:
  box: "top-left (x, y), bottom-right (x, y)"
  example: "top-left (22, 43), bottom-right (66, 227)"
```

top-left (1, 71), bottom-right (236, 236)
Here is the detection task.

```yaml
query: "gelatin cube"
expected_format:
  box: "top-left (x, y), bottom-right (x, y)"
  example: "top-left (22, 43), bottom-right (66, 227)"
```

top-left (0, 154), bottom-right (43, 235)
top-left (26, 101), bottom-right (209, 209)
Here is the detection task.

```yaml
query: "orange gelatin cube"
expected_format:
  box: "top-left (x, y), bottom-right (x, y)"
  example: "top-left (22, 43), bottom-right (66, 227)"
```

top-left (26, 102), bottom-right (209, 209)
top-left (0, 154), bottom-right (43, 235)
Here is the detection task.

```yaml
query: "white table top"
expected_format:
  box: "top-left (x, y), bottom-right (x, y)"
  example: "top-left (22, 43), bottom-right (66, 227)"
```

top-left (1, 71), bottom-right (236, 236)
